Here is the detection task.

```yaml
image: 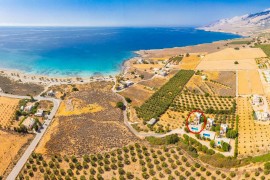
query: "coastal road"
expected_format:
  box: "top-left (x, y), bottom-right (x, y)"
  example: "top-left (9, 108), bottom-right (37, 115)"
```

top-left (0, 93), bottom-right (61, 180)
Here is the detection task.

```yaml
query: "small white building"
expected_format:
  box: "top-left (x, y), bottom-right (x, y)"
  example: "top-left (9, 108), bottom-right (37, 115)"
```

top-left (206, 118), bottom-right (214, 129)
top-left (147, 118), bottom-right (157, 125)
top-left (22, 117), bottom-right (36, 130)
top-left (159, 70), bottom-right (168, 77)
top-left (200, 130), bottom-right (215, 140)
top-left (35, 109), bottom-right (44, 117)
top-left (201, 75), bottom-right (207, 80)
top-left (220, 124), bottom-right (228, 135)
top-left (125, 80), bottom-right (134, 87)
top-left (255, 111), bottom-right (270, 121)
top-left (252, 95), bottom-right (263, 106)
top-left (47, 90), bottom-right (55, 97)
top-left (24, 104), bottom-right (34, 112)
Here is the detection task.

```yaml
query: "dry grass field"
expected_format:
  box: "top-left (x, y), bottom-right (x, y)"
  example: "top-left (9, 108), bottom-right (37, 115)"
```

top-left (138, 77), bottom-right (168, 89)
top-left (0, 97), bottom-right (19, 128)
top-left (179, 54), bottom-right (201, 70)
top-left (238, 70), bottom-right (264, 95)
top-left (155, 110), bottom-right (188, 131)
top-left (0, 130), bottom-right (33, 177)
top-left (132, 64), bottom-right (164, 70)
top-left (36, 82), bottom-right (139, 156)
top-left (196, 48), bottom-right (266, 71)
top-left (120, 84), bottom-right (154, 107)
top-left (237, 97), bottom-right (270, 158)
top-left (0, 75), bottom-right (44, 96)
top-left (186, 71), bottom-right (236, 97)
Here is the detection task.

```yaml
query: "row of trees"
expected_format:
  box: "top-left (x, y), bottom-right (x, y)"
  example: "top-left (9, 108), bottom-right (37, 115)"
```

top-left (136, 70), bottom-right (194, 121)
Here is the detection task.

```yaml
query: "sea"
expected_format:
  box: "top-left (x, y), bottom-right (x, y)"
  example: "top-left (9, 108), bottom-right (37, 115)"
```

top-left (0, 27), bottom-right (241, 77)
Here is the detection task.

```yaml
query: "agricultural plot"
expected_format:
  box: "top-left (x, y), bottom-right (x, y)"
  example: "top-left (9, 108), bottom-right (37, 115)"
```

top-left (0, 97), bottom-right (19, 129)
top-left (36, 82), bottom-right (139, 156)
top-left (237, 97), bottom-right (270, 158)
top-left (196, 48), bottom-right (265, 70)
top-left (255, 44), bottom-right (270, 57)
top-left (138, 77), bottom-right (168, 90)
top-left (136, 70), bottom-right (194, 121)
top-left (238, 70), bottom-right (264, 95)
top-left (20, 143), bottom-right (238, 180)
top-left (179, 54), bottom-right (201, 70)
top-left (0, 130), bottom-right (33, 177)
top-left (170, 93), bottom-right (236, 114)
top-left (119, 84), bottom-right (154, 107)
top-left (186, 71), bottom-right (236, 97)
top-left (155, 110), bottom-right (188, 131)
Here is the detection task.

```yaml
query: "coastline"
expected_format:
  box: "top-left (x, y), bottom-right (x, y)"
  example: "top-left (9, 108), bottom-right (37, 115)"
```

top-left (0, 33), bottom-right (245, 86)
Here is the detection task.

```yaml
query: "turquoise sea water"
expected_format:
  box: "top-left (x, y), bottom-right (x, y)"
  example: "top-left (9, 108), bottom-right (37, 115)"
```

top-left (0, 27), bottom-right (241, 77)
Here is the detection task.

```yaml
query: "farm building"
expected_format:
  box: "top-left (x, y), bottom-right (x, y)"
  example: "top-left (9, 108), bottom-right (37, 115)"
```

top-left (147, 118), bottom-right (157, 125)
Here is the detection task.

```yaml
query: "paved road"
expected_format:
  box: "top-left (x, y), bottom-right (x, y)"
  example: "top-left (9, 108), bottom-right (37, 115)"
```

top-left (0, 93), bottom-right (61, 180)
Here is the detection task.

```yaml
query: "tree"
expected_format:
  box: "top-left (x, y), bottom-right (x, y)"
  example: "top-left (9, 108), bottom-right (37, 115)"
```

top-left (226, 129), bottom-right (238, 139)
top-left (221, 141), bottom-right (230, 152)
top-left (265, 162), bottom-right (270, 170)
top-left (210, 140), bottom-right (215, 148)
top-left (234, 61), bottom-right (239, 64)
top-left (116, 102), bottom-right (125, 110)
top-left (165, 134), bottom-right (179, 144)
top-left (125, 97), bottom-right (132, 103)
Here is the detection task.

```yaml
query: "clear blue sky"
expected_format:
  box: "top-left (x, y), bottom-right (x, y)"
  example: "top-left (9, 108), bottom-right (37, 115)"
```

top-left (0, 0), bottom-right (269, 27)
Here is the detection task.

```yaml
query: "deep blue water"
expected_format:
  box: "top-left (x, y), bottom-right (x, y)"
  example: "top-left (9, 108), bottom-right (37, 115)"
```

top-left (0, 27), bottom-right (241, 76)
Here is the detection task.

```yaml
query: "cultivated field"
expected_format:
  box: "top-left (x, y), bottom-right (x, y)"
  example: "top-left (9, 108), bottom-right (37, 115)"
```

top-left (196, 48), bottom-right (266, 71)
top-left (36, 82), bottom-right (139, 156)
top-left (186, 71), bottom-right (236, 97)
top-left (0, 130), bottom-right (33, 177)
top-left (0, 97), bottom-right (19, 129)
top-left (179, 54), bottom-right (201, 70)
top-left (138, 77), bottom-right (168, 89)
top-left (238, 70), bottom-right (264, 95)
top-left (237, 97), bottom-right (270, 158)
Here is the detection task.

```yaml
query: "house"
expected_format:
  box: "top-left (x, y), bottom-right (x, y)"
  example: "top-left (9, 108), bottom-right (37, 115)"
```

top-left (220, 124), bottom-right (228, 135)
top-left (201, 75), bottom-right (207, 80)
top-left (47, 90), bottom-right (55, 96)
top-left (35, 109), bottom-right (44, 117)
top-left (159, 71), bottom-right (168, 77)
top-left (255, 111), bottom-right (270, 121)
top-left (22, 117), bottom-right (36, 130)
top-left (200, 130), bottom-right (215, 140)
top-left (125, 80), bottom-right (134, 87)
top-left (24, 103), bottom-right (34, 112)
top-left (215, 137), bottom-right (230, 147)
top-left (206, 118), bottom-right (214, 129)
top-left (252, 95), bottom-right (263, 106)
top-left (147, 118), bottom-right (157, 125)
top-left (137, 58), bottom-right (144, 64)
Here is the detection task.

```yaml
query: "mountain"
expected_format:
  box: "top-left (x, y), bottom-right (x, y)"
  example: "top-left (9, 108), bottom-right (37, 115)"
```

top-left (199, 9), bottom-right (270, 36)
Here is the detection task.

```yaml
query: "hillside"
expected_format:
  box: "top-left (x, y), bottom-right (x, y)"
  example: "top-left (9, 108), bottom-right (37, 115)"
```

top-left (199, 9), bottom-right (270, 36)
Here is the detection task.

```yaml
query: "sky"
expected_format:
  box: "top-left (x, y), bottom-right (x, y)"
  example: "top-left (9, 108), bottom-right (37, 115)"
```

top-left (0, 0), bottom-right (269, 27)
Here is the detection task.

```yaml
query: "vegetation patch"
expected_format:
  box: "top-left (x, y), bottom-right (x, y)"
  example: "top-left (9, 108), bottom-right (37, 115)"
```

top-left (136, 70), bottom-right (194, 121)
top-left (255, 44), bottom-right (270, 56)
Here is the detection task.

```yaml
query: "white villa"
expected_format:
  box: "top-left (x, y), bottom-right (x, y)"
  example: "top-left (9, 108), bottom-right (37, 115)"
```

top-left (147, 118), bottom-right (157, 126)
top-left (22, 117), bottom-right (36, 130)
top-left (252, 94), bottom-right (263, 106)
top-left (35, 109), bottom-right (44, 117)
top-left (255, 111), bottom-right (270, 121)
top-left (220, 123), bottom-right (228, 135)
top-left (206, 118), bottom-right (214, 129)
top-left (24, 103), bottom-right (35, 112)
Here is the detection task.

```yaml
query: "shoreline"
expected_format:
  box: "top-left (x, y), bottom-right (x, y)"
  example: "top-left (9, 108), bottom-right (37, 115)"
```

top-left (0, 34), bottom-right (246, 86)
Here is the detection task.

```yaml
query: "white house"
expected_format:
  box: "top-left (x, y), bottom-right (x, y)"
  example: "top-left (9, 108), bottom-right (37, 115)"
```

top-left (147, 118), bottom-right (157, 126)
top-left (252, 95), bottom-right (263, 106)
top-left (206, 118), bottom-right (214, 129)
top-left (47, 90), bottom-right (55, 97)
top-left (22, 117), bottom-right (36, 130)
top-left (201, 75), bottom-right (207, 80)
top-left (24, 104), bottom-right (34, 112)
top-left (255, 111), bottom-right (270, 121)
top-left (125, 80), bottom-right (134, 87)
top-left (220, 124), bottom-right (228, 135)
top-left (200, 130), bottom-right (215, 140)
top-left (35, 109), bottom-right (44, 117)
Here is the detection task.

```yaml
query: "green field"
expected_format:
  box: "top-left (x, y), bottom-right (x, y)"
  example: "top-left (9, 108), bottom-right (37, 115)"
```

top-left (229, 41), bottom-right (251, 45)
top-left (136, 70), bottom-right (194, 121)
top-left (255, 44), bottom-right (270, 57)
